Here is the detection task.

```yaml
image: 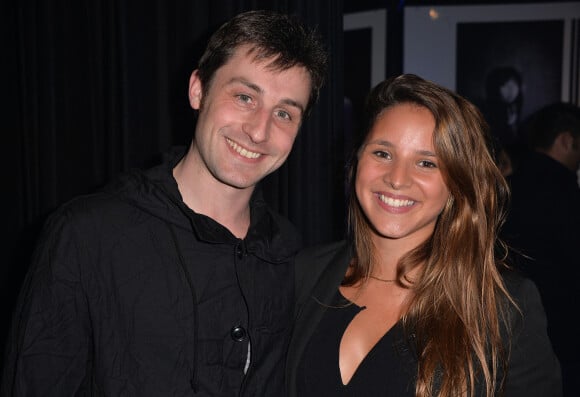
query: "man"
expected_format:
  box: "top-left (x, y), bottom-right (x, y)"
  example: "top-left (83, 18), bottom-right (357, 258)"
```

top-left (1, 10), bottom-right (327, 396)
top-left (502, 102), bottom-right (580, 397)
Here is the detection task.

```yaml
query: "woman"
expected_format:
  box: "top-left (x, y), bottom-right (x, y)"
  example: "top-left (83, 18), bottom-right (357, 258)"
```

top-left (483, 66), bottom-right (523, 147)
top-left (286, 74), bottom-right (561, 396)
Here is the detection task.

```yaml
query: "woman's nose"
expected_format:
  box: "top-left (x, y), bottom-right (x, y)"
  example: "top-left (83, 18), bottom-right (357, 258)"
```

top-left (384, 161), bottom-right (411, 189)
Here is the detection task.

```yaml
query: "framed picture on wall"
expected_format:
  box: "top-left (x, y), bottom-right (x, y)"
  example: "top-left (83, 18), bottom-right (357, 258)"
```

top-left (404, 2), bottom-right (580, 172)
top-left (343, 9), bottom-right (386, 156)
top-left (404, 2), bottom-right (580, 117)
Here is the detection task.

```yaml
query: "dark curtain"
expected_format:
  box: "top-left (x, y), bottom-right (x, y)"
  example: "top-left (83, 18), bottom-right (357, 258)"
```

top-left (1, 0), bottom-right (345, 365)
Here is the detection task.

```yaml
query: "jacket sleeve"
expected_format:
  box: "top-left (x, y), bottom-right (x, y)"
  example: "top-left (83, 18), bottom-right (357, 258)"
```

top-left (502, 276), bottom-right (562, 397)
top-left (1, 206), bottom-right (93, 396)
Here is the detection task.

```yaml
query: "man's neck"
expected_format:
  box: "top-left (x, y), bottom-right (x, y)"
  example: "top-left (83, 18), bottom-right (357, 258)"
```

top-left (172, 150), bottom-right (253, 239)
top-left (539, 148), bottom-right (575, 172)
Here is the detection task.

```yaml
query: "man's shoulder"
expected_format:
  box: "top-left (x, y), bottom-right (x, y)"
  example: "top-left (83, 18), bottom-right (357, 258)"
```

top-left (59, 174), bottom-right (141, 217)
top-left (45, 166), bottom-right (162, 235)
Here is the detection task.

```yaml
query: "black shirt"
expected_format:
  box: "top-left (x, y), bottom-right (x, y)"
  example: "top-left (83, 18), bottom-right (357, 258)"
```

top-left (296, 290), bottom-right (415, 396)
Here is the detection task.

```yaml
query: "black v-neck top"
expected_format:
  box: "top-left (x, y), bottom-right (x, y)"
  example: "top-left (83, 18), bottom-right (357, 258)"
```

top-left (296, 290), bottom-right (416, 396)
top-left (288, 242), bottom-right (563, 397)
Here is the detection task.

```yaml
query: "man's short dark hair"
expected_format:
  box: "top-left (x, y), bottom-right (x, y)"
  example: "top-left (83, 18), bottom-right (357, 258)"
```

top-left (196, 10), bottom-right (328, 117)
top-left (523, 102), bottom-right (580, 150)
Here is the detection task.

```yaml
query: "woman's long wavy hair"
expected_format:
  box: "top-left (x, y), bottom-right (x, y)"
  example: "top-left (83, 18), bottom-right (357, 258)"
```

top-left (345, 74), bottom-right (514, 397)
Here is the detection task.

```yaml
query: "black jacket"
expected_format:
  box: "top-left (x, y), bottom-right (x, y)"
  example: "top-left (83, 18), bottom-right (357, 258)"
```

top-left (2, 148), bottom-right (301, 396)
top-left (286, 241), bottom-right (562, 397)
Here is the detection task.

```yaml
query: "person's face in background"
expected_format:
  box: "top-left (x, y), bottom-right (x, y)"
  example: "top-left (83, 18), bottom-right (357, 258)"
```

top-left (499, 78), bottom-right (519, 104)
top-left (571, 134), bottom-right (580, 176)
top-left (497, 148), bottom-right (513, 177)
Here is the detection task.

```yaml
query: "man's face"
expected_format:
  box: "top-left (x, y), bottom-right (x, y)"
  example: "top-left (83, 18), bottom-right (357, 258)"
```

top-left (571, 134), bottom-right (580, 171)
top-left (188, 45), bottom-right (311, 190)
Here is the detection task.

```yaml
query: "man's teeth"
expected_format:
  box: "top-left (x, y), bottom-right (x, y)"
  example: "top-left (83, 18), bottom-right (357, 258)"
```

top-left (379, 194), bottom-right (415, 207)
top-left (227, 138), bottom-right (261, 159)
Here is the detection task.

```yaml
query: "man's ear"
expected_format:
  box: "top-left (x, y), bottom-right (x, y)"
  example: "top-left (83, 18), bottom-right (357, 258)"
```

top-left (557, 131), bottom-right (575, 152)
top-left (552, 131), bottom-right (580, 171)
top-left (189, 70), bottom-right (203, 110)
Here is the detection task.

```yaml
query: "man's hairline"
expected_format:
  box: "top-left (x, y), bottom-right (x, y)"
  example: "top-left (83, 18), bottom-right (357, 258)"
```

top-left (200, 44), bottom-right (314, 111)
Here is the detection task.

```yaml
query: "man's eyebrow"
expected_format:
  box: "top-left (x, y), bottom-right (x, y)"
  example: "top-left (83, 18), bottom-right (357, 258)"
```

top-left (281, 98), bottom-right (304, 115)
top-left (228, 77), bottom-right (262, 94)
top-left (227, 77), bottom-right (305, 115)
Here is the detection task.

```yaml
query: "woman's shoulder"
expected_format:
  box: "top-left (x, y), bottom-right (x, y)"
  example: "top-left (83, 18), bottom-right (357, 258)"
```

top-left (500, 269), bottom-right (542, 307)
top-left (296, 240), bottom-right (350, 262)
top-left (294, 240), bottom-right (352, 307)
top-left (295, 240), bottom-right (352, 277)
top-left (497, 272), bottom-right (563, 395)
top-left (498, 269), bottom-right (549, 338)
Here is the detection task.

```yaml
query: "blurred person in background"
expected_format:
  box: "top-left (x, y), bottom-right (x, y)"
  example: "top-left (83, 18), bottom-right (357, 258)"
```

top-left (502, 101), bottom-right (580, 397)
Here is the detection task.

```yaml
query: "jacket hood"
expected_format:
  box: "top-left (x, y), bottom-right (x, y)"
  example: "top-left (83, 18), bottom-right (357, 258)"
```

top-left (101, 146), bottom-right (301, 263)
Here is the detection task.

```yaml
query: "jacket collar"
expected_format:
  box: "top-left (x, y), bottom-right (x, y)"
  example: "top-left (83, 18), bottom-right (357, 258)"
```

top-left (107, 146), bottom-right (301, 263)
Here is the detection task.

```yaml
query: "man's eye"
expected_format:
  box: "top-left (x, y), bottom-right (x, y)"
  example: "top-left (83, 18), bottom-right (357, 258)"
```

top-left (237, 94), bottom-right (252, 103)
top-left (276, 110), bottom-right (291, 120)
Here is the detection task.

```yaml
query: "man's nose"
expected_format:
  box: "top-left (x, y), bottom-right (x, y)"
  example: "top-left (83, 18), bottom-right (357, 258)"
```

top-left (243, 108), bottom-right (271, 143)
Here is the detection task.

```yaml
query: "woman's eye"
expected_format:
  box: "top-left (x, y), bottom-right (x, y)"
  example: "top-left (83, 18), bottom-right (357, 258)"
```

top-left (373, 150), bottom-right (390, 159)
top-left (418, 160), bottom-right (437, 168)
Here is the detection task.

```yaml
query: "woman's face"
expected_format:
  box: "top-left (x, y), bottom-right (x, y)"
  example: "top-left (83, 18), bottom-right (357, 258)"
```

top-left (355, 103), bottom-right (450, 247)
top-left (499, 78), bottom-right (519, 104)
